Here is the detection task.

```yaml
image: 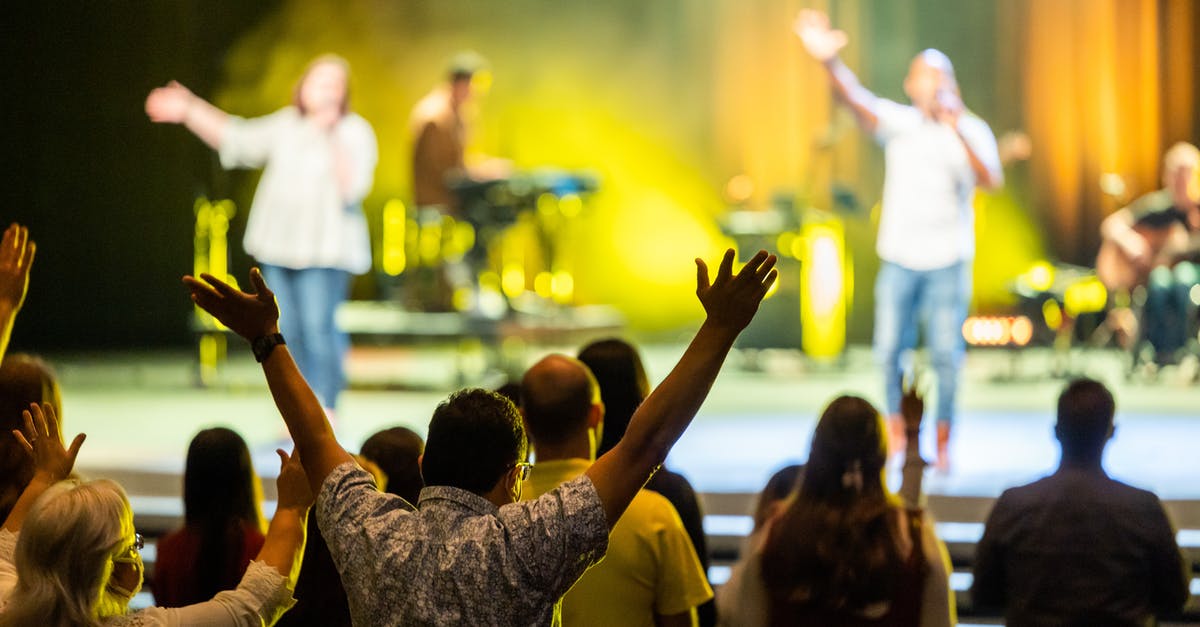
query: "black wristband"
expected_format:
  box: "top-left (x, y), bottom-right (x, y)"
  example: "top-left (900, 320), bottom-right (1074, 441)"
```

top-left (251, 333), bottom-right (285, 363)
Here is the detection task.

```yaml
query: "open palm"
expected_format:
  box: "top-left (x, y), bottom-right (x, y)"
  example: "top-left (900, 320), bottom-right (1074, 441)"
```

top-left (794, 10), bottom-right (848, 62)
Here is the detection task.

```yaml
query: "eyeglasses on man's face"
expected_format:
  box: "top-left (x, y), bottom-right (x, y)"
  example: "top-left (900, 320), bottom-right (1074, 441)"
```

top-left (512, 462), bottom-right (533, 482)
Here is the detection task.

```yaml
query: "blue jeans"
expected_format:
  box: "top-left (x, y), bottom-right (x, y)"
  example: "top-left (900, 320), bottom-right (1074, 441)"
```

top-left (874, 261), bottom-right (971, 424)
top-left (1143, 261), bottom-right (1200, 361)
top-left (259, 264), bottom-right (351, 409)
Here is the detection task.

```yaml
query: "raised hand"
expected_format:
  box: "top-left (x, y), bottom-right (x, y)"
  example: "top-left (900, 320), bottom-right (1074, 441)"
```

top-left (145, 80), bottom-right (196, 124)
top-left (14, 402), bottom-right (86, 482)
top-left (900, 371), bottom-right (926, 435)
top-left (275, 448), bottom-right (314, 512)
top-left (0, 223), bottom-right (35, 315)
top-left (695, 249), bottom-right (779, 332)
top-left (794, 9), bottom-right (849, 62)
top-left (183, 268), bottom-right (279, 341)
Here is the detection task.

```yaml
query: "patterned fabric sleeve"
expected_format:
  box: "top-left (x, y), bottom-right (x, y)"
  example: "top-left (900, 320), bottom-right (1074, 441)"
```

top-left (501, 474), bottom-right (609, 602)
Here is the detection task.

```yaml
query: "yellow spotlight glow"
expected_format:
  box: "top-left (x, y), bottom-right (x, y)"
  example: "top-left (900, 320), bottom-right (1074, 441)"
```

top-left (503, 264), bottom-right (527, 299)
top-left (800, 220), bottom-right (846, 359)
top-left (1042, 300), bottom-right (1063, 331)
top-left (1026, 261), bottom-right (1055, 293)
top-left (551, 271), bottom-right (574, 303)
top-left (559, 194), bottom-right (583, 218)
top-left (776, 232), bottom-right (796, 259)
top-left (725, 174), bottom-right (755, 203)
top-left (537, 193), bottom-right (559, 218)
top-left (1063, 276), bottom-right (1107, 317)
top-left (480, 271), bottom-right (501, 292)
top-left (789, 234), bottom-right (806, 261)
top-left (448, 220), bottom-right (474, 262)
top-left (418, 220), bottom-right (442, 265)
top-left (533, 271), bottom-right (553, 298)
top-left (381, 199), bottom-right (407, 276)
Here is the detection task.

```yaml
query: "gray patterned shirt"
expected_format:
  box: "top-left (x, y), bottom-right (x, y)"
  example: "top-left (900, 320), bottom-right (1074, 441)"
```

top-left (317, 462), bottom-right (609, 626)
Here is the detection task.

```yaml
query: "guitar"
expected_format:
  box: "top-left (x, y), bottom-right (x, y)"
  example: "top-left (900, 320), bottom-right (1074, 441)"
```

top-left (1095, 221), bottom-right (1192, 291)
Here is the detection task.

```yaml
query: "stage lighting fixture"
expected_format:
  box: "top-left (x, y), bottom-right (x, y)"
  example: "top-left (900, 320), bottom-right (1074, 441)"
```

top-left (962, 315), bottom-right (1035, 347)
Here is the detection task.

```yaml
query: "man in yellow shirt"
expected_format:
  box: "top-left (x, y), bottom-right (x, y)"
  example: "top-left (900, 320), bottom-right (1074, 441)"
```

top-left (521, 355), bottom-right (713, 627)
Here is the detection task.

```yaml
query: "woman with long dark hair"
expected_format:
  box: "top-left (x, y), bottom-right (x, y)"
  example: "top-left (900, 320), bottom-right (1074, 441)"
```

top-left (154, 428), bottom-right (265, 607)
top-left (719, 392), bottom-right (953, 627)
top-left (577, 338), bottom-right (716, 626)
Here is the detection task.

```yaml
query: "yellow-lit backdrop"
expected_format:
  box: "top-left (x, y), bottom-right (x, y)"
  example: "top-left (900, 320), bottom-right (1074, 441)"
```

top-left (211, 0), bottom-right (1197, 335)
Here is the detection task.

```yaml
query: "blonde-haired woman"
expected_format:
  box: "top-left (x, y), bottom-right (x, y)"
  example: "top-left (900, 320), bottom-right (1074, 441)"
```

top-left (0, 403), bottom-right (310, 626)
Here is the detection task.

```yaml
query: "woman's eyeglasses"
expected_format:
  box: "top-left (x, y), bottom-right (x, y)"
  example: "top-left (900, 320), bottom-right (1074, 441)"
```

top-left (113, 533), bottom-right (144, 564)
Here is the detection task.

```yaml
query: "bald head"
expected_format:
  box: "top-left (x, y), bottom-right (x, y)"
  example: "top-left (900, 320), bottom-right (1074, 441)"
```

top-left (520, 355), bottom-right (600, 448)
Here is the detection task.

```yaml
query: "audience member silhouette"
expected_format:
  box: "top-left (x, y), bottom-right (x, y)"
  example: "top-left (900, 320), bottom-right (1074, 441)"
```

top-left (182, 248), bottom-right (777, 625)
top-left (716, 463), bottom-right (803, 623)
top-left (578, 337), bottom-right (717, 626)
top-left (521, 354), bottom-right (713, 626)
top-left (0, 404), bottom-right (310, 625)
top-left (971, 378), bottom-right (1189, 625)
top-left (718, 391), bottom-right (953, 626)
top-left (360, 426), bottom-right (425, 504)
top-left (751, 464), bottom-right (804, 532)
top-left (0, 354), bottom-right (60, 523)
top-left (153, 428), bottom-right (266, 607)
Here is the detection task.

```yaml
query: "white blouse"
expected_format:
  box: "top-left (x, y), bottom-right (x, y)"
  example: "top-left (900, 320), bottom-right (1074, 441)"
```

top-left (219, 107), bottom-right (378, 274)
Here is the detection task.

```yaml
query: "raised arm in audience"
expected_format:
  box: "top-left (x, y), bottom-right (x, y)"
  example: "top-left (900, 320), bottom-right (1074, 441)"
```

top-left (183, 269), bottom-right (354, 494)
top-left (254, 449), bottom-right (312, 580)
top-left (0, 224), bottom-right (36, 363)
top-left (898, 375), bottom-right (928, 509)
top-left (586, 249), bottom-right (777, 527)
top-left (2, 403), bottom-right (85, 532)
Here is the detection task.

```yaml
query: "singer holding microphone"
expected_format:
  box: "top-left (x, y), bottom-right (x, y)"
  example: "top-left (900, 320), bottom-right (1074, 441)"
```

top-left (794, 11), bottom-right (1003, 471)
top-left (146, 55), bottom-right (378, 414)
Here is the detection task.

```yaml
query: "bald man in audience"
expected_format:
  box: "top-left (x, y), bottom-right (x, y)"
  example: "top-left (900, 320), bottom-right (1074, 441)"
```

top-left (520, 355), bottom-right (713, 627)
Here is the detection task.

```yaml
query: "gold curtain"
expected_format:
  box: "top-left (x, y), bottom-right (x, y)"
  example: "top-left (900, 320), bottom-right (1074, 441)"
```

top-left (1006, 0), bottom-right (1195, 263)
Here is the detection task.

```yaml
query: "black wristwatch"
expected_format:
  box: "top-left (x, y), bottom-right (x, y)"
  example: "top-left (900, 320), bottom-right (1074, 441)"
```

top-left (251, 333), bottom-right (286, 363)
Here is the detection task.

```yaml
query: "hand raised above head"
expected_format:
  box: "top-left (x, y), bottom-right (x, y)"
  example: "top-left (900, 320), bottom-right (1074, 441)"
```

top-left (275, 448), bottom-right (314, 512)
top-left (695, 249), bottom-right (778, 333)
top-left (900, 370), bottom-right (926, 434)
top-left (0, 223), bottom-right (36, 314)
top-left (183, 268), bottom-right (280, 341)
top-left (793, 9), bottom-right (849, 62)
top-left (14, 402), bottom-right (85, 483)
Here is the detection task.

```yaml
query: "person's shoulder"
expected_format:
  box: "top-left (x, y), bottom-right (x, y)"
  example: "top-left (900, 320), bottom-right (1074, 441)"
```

top-left (341, 112), bottom-right (376, 135)
top-left (625, 487), bottom-right (679, 521)
top-left (646, 467), bottom-right (697, 496)
top-left (1098, 474), bottom-right (1165, 505)
top-left (992, 477), bottom-right (1052, 509)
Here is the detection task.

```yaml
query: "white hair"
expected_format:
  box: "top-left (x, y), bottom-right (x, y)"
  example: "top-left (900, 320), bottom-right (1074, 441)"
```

top-left (0, 480), bottom-right (134, 627)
